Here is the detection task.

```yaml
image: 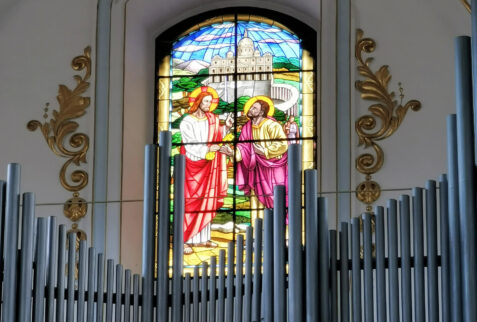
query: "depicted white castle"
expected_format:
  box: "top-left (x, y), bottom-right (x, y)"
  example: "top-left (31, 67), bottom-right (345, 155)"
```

top-left (202, 30), bottom-right (299, 116)
top-left (209, 30), bottom-right (273, 82)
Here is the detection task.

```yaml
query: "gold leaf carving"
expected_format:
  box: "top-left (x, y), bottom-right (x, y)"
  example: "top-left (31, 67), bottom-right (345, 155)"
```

top-left (460, 0), bottom-right (471, 13)
top-left (354, 30), bottom-right (421, 208)
top-left (27, 47), bottom-right (91, 239)
top-left (64, 193), bottom-right (88, 222)
top-left (27, 47), bottom-right (91, 193)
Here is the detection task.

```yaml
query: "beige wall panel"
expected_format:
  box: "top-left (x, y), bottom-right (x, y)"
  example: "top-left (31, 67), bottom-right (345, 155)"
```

top-left (121, 201), bottom-right (143, 274)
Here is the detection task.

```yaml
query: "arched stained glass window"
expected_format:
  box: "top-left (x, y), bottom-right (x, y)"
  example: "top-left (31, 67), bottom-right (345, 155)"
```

top-left (155, 9), bottom-right (317, 266)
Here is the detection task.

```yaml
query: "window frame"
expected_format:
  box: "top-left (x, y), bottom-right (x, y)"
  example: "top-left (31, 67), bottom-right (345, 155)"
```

top-left (153, 7), bottom-right (319, 253)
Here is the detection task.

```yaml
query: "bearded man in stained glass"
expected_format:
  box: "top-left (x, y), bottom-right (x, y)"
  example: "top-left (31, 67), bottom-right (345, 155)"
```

top-left (222, 96), bottom-right (288, 223)
top-left (180, 86), bottom-right (232, 254)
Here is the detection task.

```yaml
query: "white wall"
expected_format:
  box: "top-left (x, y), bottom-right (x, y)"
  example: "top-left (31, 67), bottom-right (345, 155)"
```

top-left (0, 0), bottom-right (97, 237)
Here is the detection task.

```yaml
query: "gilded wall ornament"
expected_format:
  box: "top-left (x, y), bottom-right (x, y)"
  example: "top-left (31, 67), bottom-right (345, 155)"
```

top-left (460, 0), bottom-right (471, 13)
top-left (354, 30), bottom-right (421, 211)
top-left (27, 46), bottom-right (91, 237)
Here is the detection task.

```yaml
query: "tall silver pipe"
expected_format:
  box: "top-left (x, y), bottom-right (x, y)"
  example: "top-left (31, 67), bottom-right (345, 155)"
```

top-left (87, 247), bottom-right (97, 321)
top-left (0, 180), bottom-right (5, 262)
top-left (351, 217), bottom-right (361, 322)
top-left (426, 180), bottom-right (439, 321)
top-left (235, 234), bottom-right (244, 322)
top-left (157, 131), bottom-right (172, 322)
top-left (244, 226), bottom-right (253, 322)
top-left (193, 266), bottom-right (200, 322)
top-left (413, 188), bottom-right (425, 322)
top-left (66, 232), bottom-right (76, 321)
top-left (184, 273), bottom-right (191, 322)
top-left (132, 274), bottom-right (139, 322)
top-left (105, 259), bottom-right (114, 322)
top-left (209, 256), bottom-right (217, 322)
top-left (439, 174), bottom-right (450, 322)
top-left (330, 230), bottom-right (338, 322)
top-left (97, 253), bottom-right (105, 321)
top-left (446, 114), bottom-right (462, 321)
top-left (304, 169), bottom-right (318, 322)
top-left (202, 261), bottom-right (209, 322)
top-left (273, 186), bottom-right (286, 322)
top-left (45, 217), bottom-right (57, 322)
top-left (141, 144), bottom-right (157, 322)
top-left (33, 217), bottom-right (48, 322)
top-left (56, 225), bottom-right (67, 322)
top-left (363, 213), bottom-right (374, 322)
top-left (18, 193), bottom-right (35, 322)
top-left (318, 197), bottom-right (329, 321)
top-left (77, 240), bottom-right (88, 322)
top-left (288, 144), bottom-right (303, 322)
top-left (115, 264), bottom-right (123, 322)
top-left (217, 249), bottom-right (226, 322)
top-left (172, 154), bottom-right (185, 322)
top-left (226, 241), bottom-right (234, 321)
top-left (471, 0), bottom-right (477, 171)
top-left (387, 200), bottom-right (399, 322)
top-left (339, 222), bottom-right (350, 322)
top-left (400, 195), bottom-right (412, 322)
top-left (252, 218), bottom-right (263, 322)
top-left (2, 163), bottom-right (21, 322)
top-left (375, 206), bottom-right (386, 322)
top-left (263, 209), bottom-right (274, 322)
top-left (124, 269), bottom-right (132, 322)
top-left (455, 36), bottom-right (477, 322)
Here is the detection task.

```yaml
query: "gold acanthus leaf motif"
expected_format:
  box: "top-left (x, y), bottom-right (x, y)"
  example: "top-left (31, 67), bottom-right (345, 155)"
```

top-left (355, 29), bottom-right (421, 176)
top-left (460, 0), bottom-right (471, 13)
top-left (27, 46), bottom-right (91, 192)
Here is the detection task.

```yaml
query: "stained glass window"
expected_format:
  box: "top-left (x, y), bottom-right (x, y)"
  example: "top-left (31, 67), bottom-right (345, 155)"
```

top-left (155, 10), bottom-right (317, 267)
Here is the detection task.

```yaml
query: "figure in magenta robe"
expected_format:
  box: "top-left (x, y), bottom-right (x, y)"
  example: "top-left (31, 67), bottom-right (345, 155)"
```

top-left (222, 96), bottom-right (288, 223)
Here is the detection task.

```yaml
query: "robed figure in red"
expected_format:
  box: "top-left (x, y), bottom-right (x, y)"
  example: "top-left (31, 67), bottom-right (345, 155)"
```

top-left (180, 86), bottom-right (232, 254)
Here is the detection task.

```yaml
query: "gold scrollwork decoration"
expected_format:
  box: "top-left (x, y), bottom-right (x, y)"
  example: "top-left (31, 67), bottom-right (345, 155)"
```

top-left (356, 176), bottom-right (381, 206)
top-left (460, 0), bottom-right (471, 13)
top-left (64, 192), bottom-right (88, 222)
top-left (355, 30), bottom-right (421, 211)
top-left (27, 46), bottom-right (91, 231)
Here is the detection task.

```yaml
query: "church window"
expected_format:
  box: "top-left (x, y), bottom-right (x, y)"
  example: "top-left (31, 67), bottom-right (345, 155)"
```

top-left (155, 8), bottom-right (317, 266)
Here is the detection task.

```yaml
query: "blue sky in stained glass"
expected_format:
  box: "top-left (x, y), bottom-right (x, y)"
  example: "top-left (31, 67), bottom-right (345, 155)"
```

top-left (172, 20), bottom-right (301, 64)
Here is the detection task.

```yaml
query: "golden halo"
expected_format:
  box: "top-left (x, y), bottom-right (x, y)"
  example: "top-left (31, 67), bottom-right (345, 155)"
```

top-left (188, 86), bottom-right (220, 112)
top-left (243, 96), bottom-right (275, 117)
